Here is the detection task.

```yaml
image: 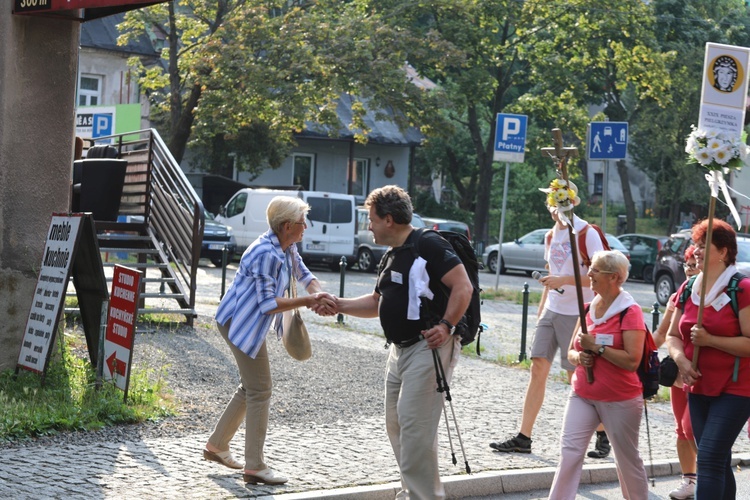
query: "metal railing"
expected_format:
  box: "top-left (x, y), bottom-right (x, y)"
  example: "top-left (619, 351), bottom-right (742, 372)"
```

top-left (86, 129), bottom-right (204, 322)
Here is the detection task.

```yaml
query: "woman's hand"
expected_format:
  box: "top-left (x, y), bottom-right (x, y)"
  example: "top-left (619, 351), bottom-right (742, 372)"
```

top-left (690, 326), bottom-right (711, 347)
top-left (578, 350), bottom-right (596, 368)
top-left (576, 331), bottom-right (598, 351)
top-left (675, 354), bottom-right (701, 386)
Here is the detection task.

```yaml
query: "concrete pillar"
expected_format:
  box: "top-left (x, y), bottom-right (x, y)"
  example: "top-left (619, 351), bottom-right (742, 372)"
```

top-left (0, 14), bottom-right (79, 371)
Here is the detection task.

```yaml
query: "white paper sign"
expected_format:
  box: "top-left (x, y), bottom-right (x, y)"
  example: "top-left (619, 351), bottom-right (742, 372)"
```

top-left (699, 43), bottom-right (750, 138)
top-left (17, 215), bottom-right (82, 373)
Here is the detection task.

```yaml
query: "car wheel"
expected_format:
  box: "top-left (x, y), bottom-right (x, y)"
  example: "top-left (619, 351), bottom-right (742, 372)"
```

top-left (655, 274), bottom-right (674, 306)
top-left (487, 252), bottom-right (498, 274)
top-left (642, 264), bottom-right (654, 284)
top-left (358, 248), bottom-right (376, 273)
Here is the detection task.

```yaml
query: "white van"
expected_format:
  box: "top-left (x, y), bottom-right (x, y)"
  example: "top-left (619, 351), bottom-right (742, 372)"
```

top-left (217, 188), bottom-right (357, 269)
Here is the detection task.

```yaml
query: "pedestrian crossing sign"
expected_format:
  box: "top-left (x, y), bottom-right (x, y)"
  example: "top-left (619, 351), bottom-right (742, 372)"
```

top-left (588, 122), bottom-right (628, 160)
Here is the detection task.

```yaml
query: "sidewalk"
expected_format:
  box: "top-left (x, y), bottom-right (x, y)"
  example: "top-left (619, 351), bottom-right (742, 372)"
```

top-left (7, 269), bottom-right (750, 499)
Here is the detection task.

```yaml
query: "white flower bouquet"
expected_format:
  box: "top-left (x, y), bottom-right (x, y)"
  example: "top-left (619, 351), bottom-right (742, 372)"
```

top-left (540, 178), bottom-right (580, 211)
top-left (685, 126), bottom-right (750, 171)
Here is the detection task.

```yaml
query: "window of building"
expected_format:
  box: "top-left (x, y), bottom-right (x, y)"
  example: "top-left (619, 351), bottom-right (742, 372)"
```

top-left (293, 154), bottom-right (314, 190)
top-left (78, 75), bottom-right (102, 106)
top-left (594, 173), bottom-right (603, 195)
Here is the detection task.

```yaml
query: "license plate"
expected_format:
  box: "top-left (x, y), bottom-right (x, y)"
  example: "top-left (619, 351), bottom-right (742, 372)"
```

top-left (306, 243), bottom-right (324, 251)
top-left (208, 243), bottom-right (225, 250)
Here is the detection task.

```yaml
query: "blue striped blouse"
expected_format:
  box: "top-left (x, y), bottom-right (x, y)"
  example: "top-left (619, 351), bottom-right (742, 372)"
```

top-left (215, 229), bottom-right (315, 358)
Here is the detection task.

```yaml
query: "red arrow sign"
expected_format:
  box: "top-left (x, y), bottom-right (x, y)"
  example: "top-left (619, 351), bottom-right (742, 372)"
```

top-left (106, 351), bottom-right (126, 377)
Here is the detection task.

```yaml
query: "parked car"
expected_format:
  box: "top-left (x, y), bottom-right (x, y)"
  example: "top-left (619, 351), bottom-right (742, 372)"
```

top-left (354, 208), bottom-right (425, 272)
top-left (482, 228), bottom-right (547, 276)
top-left (201, 210), bottom-right (237, 267)
top-left (421, 217), bottom-right (471, 241)
top-left (617, 233), bottom-right (668, 283)
top-left (482, 229), bottom-right (627, 276)
top-left (653, 230), bottom-right (750, 305)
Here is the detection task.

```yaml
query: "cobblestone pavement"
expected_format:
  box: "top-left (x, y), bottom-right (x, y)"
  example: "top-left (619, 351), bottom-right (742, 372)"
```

top-left (5, 264), bottom-right (749, 499)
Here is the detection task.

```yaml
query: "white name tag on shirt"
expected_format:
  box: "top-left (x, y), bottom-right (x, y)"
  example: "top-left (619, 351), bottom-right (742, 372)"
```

top-left (595, 333), bottom-right (615, 346)
top-left (711, 293), bottom-right (731, 311)
top-left (391, 270), bottom-right (403, 284)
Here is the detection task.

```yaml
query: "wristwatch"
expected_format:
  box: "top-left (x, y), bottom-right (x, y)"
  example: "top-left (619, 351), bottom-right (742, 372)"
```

top-left (597, 345), bottom-right (606, 356)
top-left (439, 319), bottom-right (455, 333)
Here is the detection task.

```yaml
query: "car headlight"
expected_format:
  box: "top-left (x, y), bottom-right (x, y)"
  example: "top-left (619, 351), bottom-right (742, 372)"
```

top-left (226, 226), bottom-right (233, 237)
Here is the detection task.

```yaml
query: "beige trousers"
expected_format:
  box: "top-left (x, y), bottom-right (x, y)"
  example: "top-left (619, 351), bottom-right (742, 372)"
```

top-left (208, 320), bottom-right (272, 470)
top-left (385, 338), bottom-right (458, 500)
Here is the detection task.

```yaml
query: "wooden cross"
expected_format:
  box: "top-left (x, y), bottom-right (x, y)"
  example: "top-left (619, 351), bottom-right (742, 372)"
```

top-left (541, 129), bottom-right (593, 382)
top-left (541, 129), bottom-right (578, 174)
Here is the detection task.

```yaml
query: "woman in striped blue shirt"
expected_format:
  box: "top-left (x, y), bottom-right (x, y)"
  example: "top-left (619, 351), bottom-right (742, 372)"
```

top-left (203, 195), bottom-right (335, 485)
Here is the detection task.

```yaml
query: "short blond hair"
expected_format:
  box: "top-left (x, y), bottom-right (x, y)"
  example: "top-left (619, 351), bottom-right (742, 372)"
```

top-left (591, 250), bottom-right (630, 283)
top-left (266, 196), bottom-right (309, 233)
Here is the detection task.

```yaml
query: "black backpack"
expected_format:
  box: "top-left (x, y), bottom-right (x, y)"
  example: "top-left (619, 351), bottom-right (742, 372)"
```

top-left (380, 228), bottom-right (484, 354)
top-left (585, 304), bottom-right (660, 399)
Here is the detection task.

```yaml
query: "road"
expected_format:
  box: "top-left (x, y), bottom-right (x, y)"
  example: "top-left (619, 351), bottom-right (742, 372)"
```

top-left (199, 259), bottom-right (660, 312)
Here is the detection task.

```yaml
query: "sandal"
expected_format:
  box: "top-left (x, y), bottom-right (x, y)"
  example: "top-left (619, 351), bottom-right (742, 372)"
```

top-left (203, 448), bottom-right (243, 470)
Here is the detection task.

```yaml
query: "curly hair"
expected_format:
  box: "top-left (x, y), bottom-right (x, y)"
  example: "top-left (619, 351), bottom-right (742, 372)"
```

top-left (364, 185), bottom-right (413, 225)
top-left (684, 244), bottom-right (696, 261)
top-left (692, 218), bottom-right (737, 265)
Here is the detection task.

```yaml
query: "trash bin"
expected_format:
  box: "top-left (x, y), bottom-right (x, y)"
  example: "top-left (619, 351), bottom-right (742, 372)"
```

top-left (617, 215), bottom-right (627, 235)
top-left (72, 159), bottom-right (128, 222)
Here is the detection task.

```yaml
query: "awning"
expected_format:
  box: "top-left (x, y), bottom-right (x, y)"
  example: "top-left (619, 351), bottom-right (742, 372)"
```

top-left (13, 0), bottom-right (166, 22)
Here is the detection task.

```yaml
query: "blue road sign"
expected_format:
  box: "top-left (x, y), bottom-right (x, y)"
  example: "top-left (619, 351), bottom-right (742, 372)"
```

top-left (588, 122), bottom-right (628, 160)
top-left (494, 113), bottom-right (528, 163)
top-left (92, 113), bottom-right (113, 138)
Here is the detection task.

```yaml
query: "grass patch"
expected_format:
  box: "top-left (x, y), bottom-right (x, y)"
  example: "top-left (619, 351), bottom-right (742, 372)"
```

top-left (494, 353), bottom-right (532, 369)
top-left (481, 288), bottom-right (542, 305)
top-left (0, 338), bottom-right (175, 444)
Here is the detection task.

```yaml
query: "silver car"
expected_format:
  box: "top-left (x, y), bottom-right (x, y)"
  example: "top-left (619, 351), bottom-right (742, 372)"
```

top-left (482, 229), bottom-right (630, 275)
top-left (355, 208), bottom-right (425, 272)
top-left (482, 229), bottom-right (548, 275)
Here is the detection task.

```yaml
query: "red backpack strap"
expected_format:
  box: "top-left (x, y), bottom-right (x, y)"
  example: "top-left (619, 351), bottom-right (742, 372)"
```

top-left (578, 225), bottom-right (591, 267)
top-left (578, 224), bottom-right (610, 268)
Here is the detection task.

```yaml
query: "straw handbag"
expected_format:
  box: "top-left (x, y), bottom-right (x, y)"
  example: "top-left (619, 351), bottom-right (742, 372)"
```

top-left (282, 258), bottom-right (312, 361)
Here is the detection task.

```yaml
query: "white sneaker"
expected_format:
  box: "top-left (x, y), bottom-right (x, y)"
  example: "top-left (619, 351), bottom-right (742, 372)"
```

top-left (669, 478), bottom-right (695, 499)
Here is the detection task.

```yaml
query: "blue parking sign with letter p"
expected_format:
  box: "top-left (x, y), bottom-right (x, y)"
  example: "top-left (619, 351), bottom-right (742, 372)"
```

top-left (92, 113), bottom-right (113, 139)
top-left (494, 113), bottom-right (528, 163)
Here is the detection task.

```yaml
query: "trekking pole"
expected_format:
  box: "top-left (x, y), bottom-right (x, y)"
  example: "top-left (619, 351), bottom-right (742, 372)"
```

top-left (644, 400), bottom-right (655, 487)
top-left (432, 349), bottom-right (457, 466)
top-left (433, 349), bottom-right (471, 474)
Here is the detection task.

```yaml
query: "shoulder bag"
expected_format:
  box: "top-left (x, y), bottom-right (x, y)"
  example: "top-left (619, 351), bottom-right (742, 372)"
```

top-left (282, 255), bottom-right (312, 361)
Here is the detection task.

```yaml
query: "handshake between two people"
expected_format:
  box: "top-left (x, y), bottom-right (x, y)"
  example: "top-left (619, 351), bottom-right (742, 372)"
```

top-left (307, 292), bottom-right (339, 316)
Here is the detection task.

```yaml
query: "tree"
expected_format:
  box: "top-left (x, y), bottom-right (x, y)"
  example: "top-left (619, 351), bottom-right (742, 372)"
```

top-left (517, 0), bottom-right (674, 234)
top-left (120, 0), bottom-right (453, 173)
top-left (371, 0), bottom-right (672, 244)
top-left (119, 0), bottom-right (241, 164)
top-left (630, 0), bottom-right (750, 231)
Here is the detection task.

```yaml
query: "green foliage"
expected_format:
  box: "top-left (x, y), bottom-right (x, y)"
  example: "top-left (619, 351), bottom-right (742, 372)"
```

top-left (630, 0), bottom-right (750, 229)
top-left (0, 344), bottom-right (175, 443)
